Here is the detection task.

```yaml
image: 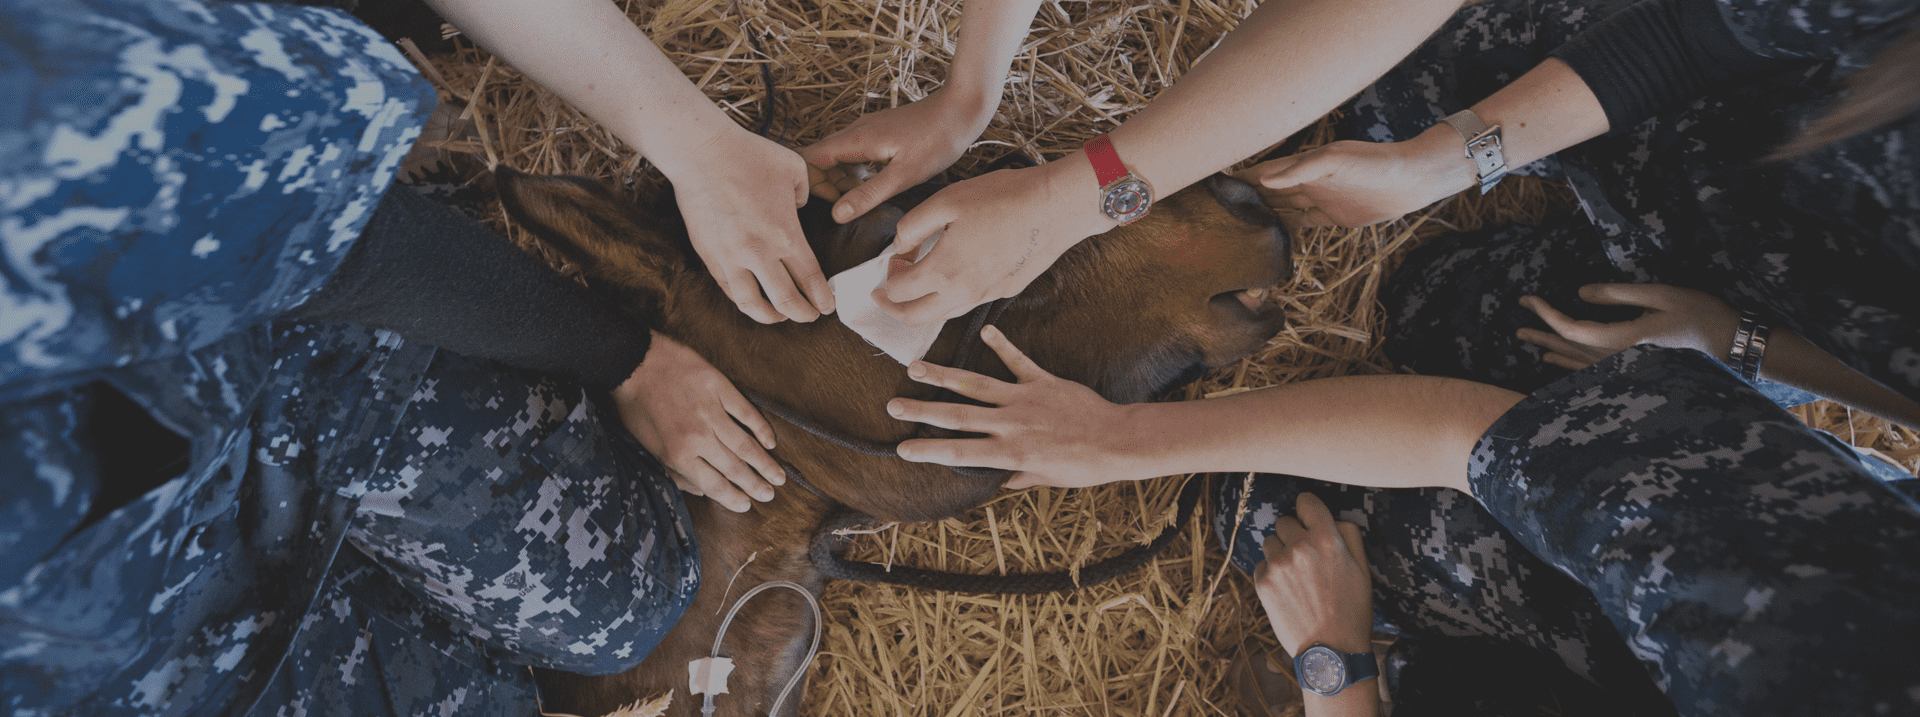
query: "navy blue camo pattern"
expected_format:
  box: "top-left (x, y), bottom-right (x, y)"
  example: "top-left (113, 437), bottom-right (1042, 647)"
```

top-left (1344, 0), bottom-right (1920, 401)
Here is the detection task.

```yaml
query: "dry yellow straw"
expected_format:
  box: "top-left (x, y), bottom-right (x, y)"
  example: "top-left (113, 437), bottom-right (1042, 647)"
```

top-left (406, 0), bottom-right (1920, 714)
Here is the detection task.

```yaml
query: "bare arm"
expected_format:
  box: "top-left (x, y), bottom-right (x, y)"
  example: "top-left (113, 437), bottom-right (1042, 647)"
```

top-left (875, 0), bottom-right (1468, 325)
top-left (1108, 0), bottom-right (1474, 198)
top-left (802, 0), bottom-right (1047, 221)
top-left (424, 0), bottom-right (832, 323)
top-left (1758, 331), bottom-right (1920, 431)
top-left (1520, 284), bottom-right (1920, 431)
top-left (1251, 57), bottom-right (1608, 228)
top-left (888, 327), bottom-right (1518, 494)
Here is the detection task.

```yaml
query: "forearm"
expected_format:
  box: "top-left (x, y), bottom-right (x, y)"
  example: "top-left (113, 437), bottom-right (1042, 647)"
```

top-left (1303, 689), bottom-right (1382, 717)
top-left (424, 0), bottom-right (735, 177)
top-left (1759, 330), bottom-right (1920, 431)
top-left (944, 0), bottom-right (1046, 107)
top-left (1384, 58), bottom-right (1611, 199)
top-left (1106, 0), bottom-right (1465, 195)
top-left (1124, 375), bottom-right (1521, 494)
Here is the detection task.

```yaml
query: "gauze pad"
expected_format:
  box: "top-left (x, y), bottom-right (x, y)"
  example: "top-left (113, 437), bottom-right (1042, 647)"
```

top-left (828, 231), bottom-right (946, 365)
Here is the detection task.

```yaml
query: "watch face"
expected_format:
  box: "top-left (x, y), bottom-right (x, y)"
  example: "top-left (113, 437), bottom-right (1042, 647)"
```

top-left (1100, 176), bottom-right (1153, 224)
top-left (1299, 646), bottom-right (1347, 696)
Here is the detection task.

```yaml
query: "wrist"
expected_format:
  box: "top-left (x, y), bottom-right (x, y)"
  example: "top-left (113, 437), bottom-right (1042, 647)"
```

top-left (1291, 640), bottom-right (1382, 709)
top-left (1288, 632), bottom-right (1373, 658)
top-left (1408, 122), bottom-right (1482, 197)
top-left (930, 82), bottom-right (1002, 128)
top-left (1041, 151), bottom-right (1123, 237)
top-left (1101, 402), bottom-right (1159, 482)
top-left (633, 111), bottom-right (745, 179)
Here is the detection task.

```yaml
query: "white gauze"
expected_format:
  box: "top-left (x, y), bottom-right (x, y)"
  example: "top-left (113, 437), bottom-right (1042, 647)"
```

top-left (827, 231), bottom-right (945, 365)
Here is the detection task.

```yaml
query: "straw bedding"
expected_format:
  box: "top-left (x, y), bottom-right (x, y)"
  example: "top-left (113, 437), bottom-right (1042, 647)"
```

top-left (405, 0), bottom-right (1920, 713)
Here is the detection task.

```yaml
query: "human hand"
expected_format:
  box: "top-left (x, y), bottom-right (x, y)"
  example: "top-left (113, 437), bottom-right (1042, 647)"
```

top-left (1251, 492), bottom-right (1374, 657)
top-left (801, 88), bottom-right (997, 223)
top-left (1241, 124), bottom-right (1473, 228)
top-left (612, 332), bottom-right (784, 512)
top-left (888, 325), bottom-right (1146, 488)
top-left (879, 160), bottom-right (1113, 326)
top-left (1517, 283), bottom-right (1741, 371)
top-left (666, 128), bottom-right (833, 324)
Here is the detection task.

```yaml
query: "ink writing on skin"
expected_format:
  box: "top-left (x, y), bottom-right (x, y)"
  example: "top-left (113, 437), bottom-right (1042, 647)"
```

top-left (1007, 229), bottom-right (1041, 278)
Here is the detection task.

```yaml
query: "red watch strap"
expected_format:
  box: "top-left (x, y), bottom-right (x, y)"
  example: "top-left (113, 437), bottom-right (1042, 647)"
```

top-left (1085, 134), bottom-right (1129, 188)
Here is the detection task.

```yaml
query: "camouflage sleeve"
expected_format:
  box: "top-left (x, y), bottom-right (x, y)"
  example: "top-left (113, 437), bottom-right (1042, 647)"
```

top-left (1469, 345), bottom-right (1920, 716)
top-left (1713, 0), bottom-right (1919, 68)
top-left (0, 0), bottom-right (434, 402)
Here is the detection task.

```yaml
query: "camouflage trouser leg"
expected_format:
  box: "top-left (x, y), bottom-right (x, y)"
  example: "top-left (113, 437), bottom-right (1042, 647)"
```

top-left (254, 350), bottom-right (700, 716)
top-left (1212, 475), bottom-right (1675, 714)
top-left (249, 549), bottom-right (550, 717)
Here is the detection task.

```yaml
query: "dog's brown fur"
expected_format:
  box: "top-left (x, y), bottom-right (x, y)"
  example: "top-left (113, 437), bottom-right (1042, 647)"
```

top-left (495, 169), bottom-right (1291, 716)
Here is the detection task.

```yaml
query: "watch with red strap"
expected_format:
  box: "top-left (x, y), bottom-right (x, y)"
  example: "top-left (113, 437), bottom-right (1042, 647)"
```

top-left (1084, 134), bottom-right (1154, 225)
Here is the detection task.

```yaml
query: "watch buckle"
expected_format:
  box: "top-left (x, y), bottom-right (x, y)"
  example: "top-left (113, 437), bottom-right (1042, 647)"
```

top-left (1465, 130), bottom-right (1506, 195)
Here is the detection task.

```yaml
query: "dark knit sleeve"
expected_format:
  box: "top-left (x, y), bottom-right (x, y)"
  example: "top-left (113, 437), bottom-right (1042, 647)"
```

top-left (1550, 0), bottom-right (1801, 133)
top-left (288, 186), bottom-right (651, 394)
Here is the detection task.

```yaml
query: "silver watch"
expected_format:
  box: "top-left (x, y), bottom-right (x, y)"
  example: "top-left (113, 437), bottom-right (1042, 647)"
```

top-left (1442, 109), bottom-right (1507, 195)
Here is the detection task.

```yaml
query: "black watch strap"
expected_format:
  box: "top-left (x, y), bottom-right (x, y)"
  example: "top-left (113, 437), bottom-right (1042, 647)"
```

top-left (1294, 644), bottom-right (1380, 697)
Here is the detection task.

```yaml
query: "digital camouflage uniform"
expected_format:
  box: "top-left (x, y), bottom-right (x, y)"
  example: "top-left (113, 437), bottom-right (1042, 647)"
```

top-left (1358, 0), bottom-right (1920, 401)
top-left (0, 1), bottom-right (697, 715)
top-left (1216, 348), bottom-right (1920, 716)
top-left (1219, 1), bottom-right (1920, 713)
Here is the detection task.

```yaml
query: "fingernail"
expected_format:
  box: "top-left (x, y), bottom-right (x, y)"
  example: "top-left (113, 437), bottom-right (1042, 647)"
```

top-left (887, 399), bottom-right (905, 417)
top-left (756, 490), bottom-right (775, 502)
top-left (834, 203), bottom-right (853, 222)
top-left (906, 362), bottom-right (926, 379)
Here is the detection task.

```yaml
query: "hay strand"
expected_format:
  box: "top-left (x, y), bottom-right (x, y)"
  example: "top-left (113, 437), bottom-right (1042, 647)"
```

top-left (405, 0), bottom-right (1920, 713)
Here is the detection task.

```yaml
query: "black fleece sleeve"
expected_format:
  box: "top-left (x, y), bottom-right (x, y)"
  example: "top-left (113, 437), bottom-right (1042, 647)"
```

top-left (288, 186), bottom-right (651, 394)
top-left (1550, 0), bottom-right (1801, 133)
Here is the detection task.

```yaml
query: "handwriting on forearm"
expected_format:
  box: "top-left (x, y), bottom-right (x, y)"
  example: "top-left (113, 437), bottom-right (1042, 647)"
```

top-left (1007, 229), bottom-right (1041, 278)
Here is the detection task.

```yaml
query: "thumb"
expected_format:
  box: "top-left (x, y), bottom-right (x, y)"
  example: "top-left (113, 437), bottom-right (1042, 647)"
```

top-left (834, 161), bottom-right (918, 224)
top-left (1257, 153), bottom-right (1328, 191)
top-left (1577, 283), bottom-right (1660, 310)
top-left (1239, 155), bottom-right (1298, 187)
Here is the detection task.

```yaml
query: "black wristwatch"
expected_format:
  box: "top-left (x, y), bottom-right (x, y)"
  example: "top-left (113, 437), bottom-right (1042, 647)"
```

top-left (1293, 644), bottom-right (1379, 697)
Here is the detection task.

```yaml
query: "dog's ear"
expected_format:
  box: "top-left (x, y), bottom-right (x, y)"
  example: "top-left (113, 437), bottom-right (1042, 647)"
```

top-left (494, 166), bottom-right (684, 307)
